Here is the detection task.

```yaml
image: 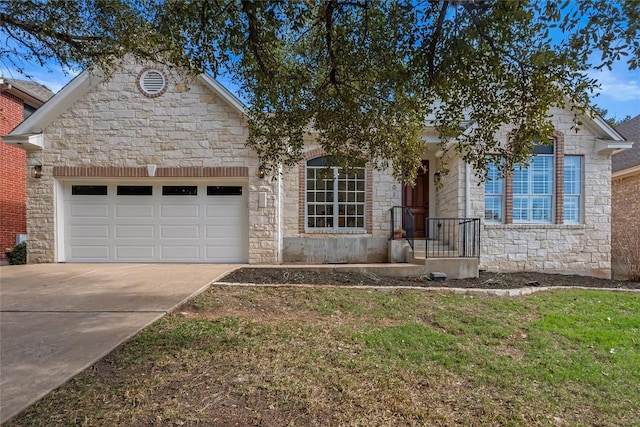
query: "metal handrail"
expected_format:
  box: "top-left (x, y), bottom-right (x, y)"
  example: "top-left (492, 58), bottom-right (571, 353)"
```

top-left (425, 218), bottom-right (480, 258)
top-left (389, 206), bottom-right (415, 250)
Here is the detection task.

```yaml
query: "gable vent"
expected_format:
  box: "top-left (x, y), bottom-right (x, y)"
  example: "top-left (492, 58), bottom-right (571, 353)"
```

top-left (137, 68), bottom-right (167, 97)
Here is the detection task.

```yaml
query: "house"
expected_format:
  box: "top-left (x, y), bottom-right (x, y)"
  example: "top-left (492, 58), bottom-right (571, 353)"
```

top-left (0, 78), bottom-right (54, 262)
top-left (3, 60), bottom-right (631, 278)
top-left (612, 115), bottom-right (640, 278)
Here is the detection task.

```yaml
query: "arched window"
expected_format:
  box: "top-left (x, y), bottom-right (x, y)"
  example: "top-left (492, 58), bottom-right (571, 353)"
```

top-left (305, 157), bottom-right (366, 230)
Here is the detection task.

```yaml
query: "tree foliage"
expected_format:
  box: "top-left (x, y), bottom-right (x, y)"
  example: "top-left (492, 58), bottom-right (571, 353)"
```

top-left (2, 0), bottom-right (638, 182)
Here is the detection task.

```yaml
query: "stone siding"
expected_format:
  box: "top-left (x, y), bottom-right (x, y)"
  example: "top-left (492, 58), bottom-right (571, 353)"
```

top-left (468, 107), bottom-right (612, 278)
top-left (26, 61), bottom-right (278, 264)
top-left (435, 157), bottom-right (464, 219)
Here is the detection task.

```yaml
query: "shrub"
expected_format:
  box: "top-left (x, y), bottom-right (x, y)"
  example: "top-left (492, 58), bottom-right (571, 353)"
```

top-left (613, 230), bottom-right (640, 282)
top-left (7, 242), bottom-right (27, 265)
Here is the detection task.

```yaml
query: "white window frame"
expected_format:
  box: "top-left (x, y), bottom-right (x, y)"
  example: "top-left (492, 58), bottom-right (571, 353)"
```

top-left (508, 140), bottom-right (555, 224)
top-left (484, 162), bottom-right (504, 223)
top-left (305, 159), bottom-right (366, 231)
top-left (563, 155), bottom-right (583, 223)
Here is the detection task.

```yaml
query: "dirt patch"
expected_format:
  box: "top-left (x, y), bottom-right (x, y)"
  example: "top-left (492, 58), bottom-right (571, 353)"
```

top-left (220, 268), bottom-right (640, 289)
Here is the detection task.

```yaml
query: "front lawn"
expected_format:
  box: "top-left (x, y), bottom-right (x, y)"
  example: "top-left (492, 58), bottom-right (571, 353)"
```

top-left (8, 287), bottom-right (640, 426)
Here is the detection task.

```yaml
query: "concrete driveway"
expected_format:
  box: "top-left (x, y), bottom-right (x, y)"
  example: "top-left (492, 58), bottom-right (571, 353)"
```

top-left (0, 263), bottom-right (238, 424)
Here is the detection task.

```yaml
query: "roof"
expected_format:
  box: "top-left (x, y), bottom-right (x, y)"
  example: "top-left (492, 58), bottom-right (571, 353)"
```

top-left (0, 77), bottom-right (54, 106)
top-left (612, 115), bottom-right (640, 172)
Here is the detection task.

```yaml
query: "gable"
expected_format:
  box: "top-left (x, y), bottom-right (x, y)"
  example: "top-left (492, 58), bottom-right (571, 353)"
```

top-left (4, 59), bottom-right (246, 150)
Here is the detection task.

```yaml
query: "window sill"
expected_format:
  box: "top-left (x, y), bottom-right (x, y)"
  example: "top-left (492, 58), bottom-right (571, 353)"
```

top-left (485, 223), bottom-right (585, 229)
top-left (304, 229), bottom-right (369, 235)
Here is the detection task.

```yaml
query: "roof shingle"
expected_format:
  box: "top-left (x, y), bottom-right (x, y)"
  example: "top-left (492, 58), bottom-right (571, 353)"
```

top-left (613, 115), bottom-right (640, 172)
top-left (1, 78), bottom-right (55, 103)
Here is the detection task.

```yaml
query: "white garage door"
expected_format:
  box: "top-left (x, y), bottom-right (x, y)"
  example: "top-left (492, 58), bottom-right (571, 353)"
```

top-left (62, 180), bottom-right (248, 262)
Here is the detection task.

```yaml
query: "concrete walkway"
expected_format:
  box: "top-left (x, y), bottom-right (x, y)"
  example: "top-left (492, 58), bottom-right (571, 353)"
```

top-left (0, 263), bottom-right (238, 424)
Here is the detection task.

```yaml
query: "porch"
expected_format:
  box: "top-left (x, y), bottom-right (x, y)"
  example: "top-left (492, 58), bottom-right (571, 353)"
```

top-left (388, 207), bottom-right (480, 279)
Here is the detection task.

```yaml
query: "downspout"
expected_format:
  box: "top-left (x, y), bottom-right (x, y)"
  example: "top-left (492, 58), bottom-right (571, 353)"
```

top-left (465, 163), bottom-right (471, 218)
top-left (277, 164), bottom-right (283, 264)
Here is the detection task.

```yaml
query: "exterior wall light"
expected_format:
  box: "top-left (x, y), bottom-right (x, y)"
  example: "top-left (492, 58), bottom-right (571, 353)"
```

top-left (31, 165), bottom-right (43, 179)
top-left (433, 171), bottom-right (441, 184)
top-left (258, 164), bottom-right (266, 179)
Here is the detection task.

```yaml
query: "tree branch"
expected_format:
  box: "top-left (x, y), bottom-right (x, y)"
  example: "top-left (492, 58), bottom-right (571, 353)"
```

top-left (426, 0), bottom-right (449, 83)
top-left (240, 0), bottom-right (272, 77)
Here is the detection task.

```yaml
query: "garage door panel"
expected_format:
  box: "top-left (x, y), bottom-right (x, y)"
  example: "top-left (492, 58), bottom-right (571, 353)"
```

top-left (115, 246), bottom-right (155, 259)
top-left (115, 225), bottom-right (155, 238)
top-left (115, 204), bottom-right (155, 218)
top-left (205, 225), bottom-right (241, 238)
top-left (205, 204), bottom-right (242, 217)
top-left (161, 246), bottom-right (201, 259)
top-left (70, 225), bottom-right (110, 238)
top-left (160, 204), bottom-right (199, 218)
top-left (70, 204), bottom-right (109, 217)
top-left (160, 225), bottom-right (200, 239)
top-left (69, 245), bottom-right (110, 259)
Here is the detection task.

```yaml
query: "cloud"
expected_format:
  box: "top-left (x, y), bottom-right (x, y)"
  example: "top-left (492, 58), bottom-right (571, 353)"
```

top-left (588, 68), bottom-right (640, 102)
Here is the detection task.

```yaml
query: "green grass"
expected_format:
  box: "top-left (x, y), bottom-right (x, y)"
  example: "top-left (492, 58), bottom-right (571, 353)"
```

top-left (8, 287), bottom-right (640, 426)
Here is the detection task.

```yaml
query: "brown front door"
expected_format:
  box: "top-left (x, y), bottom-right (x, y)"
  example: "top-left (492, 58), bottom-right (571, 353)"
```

top-left (403, 160), bottom-right (429, 238)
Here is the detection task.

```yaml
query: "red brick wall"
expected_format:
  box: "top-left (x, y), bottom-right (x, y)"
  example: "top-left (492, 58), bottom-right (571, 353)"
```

top-left (611, 173), bottom-right (640, 275)
top-left (0, 92), bottom-right (27, 259)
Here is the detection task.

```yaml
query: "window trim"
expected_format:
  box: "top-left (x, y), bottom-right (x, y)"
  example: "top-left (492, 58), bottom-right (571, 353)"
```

top-left (485, 132), bottom-right (582, 225)
top-left (484, 162), bottom-right (504, 223)
top-left (511, 154), bottom-right (555, 224)
top-left (563, 155), bottom-right (583, 224)
top-left (305, 160), bottom-right (366, 231)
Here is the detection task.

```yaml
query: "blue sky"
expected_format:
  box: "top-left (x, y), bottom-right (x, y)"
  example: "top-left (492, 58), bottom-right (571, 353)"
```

top-left (2, 55), bottom-right (638, 122)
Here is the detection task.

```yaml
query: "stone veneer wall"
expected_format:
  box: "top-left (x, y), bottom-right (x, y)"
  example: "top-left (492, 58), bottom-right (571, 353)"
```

top-left (470, 107), bottom-right (612, 278)
top-left (435, 157), bottom-right (464, 219)
top-left (25, 61), bottom-right (278, 264)
top-left (280, 142), bottom-right (402, 263)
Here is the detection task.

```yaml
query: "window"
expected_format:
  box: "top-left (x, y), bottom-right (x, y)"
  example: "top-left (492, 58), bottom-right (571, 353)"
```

top-left (162, 186), bottom-right (197, 196)
top-left (483, 136), bottom-right (584, 225)
top-left (512, 154), bottom-right (554, 223)
top-left (564, 156), bottom-right (582, 223)
top-left (117, 186), bottom-right (153, 196)
top-left (484, 163), bottom-right (503, 223)
top-left (306, 157), bottom-right (365, 230)
top-left (207, 186), bottom-right (242, 196)
top-left (72, 185), bottom-right (107, 195)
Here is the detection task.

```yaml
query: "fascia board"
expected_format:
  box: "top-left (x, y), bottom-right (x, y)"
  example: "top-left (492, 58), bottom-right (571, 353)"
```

top-left (9, 70), bottom-right (99, 135)
top-left (2, 133), bottom-right (43, 150)
top-left (612, 165), bottom-right (640, 179)
top-left (595, 139), bottom-right (634, 155)
top-left (198, 74), bottom-right (247, 117)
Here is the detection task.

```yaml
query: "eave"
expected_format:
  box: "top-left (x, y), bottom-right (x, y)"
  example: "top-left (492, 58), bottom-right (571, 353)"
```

top-left (3, 133), bottom-right (43, 150)
top-left (612, 164), bottom-right (640, 180)
top-left (595, 139), bottom-right (634, 156)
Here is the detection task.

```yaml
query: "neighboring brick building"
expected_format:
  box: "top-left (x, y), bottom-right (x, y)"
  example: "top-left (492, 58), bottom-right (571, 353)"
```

top-left (0, 78), bottom-right (53, 261)
top-left (612, 115), bottom-right (640, 278)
